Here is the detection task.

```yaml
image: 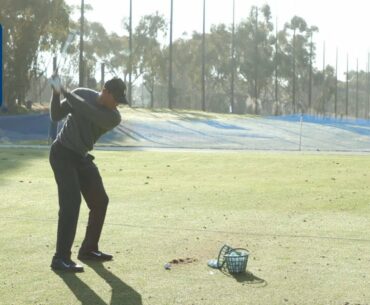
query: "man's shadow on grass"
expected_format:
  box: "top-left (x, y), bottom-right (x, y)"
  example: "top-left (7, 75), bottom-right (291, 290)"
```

top-left (54, 261), bottom-right (142, 305)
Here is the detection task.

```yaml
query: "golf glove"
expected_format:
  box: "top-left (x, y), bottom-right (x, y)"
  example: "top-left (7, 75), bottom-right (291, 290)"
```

top-left (49, 74), bottom-right (63, 94)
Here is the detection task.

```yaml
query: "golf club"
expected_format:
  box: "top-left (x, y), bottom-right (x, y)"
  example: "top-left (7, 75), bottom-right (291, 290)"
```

top-left (55, 30), bottom-right (78, 73)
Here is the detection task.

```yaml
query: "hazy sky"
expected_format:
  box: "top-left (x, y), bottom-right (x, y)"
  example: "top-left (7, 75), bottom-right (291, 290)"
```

top-left (66, 0), bottom-right (370, 78)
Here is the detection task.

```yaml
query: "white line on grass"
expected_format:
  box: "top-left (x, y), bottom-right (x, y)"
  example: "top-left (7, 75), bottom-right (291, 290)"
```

top-left (1, 144), bottom-right (370, 154)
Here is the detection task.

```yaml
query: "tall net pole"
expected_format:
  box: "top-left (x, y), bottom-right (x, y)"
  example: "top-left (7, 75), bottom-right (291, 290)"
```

top-left (254, 7), bottom-right (259, 114)
top-left (308, 32), bottom-right (313, 112)
top-left (292, 28), bottom-right (296, 113)
top-left (201, 0), bottom-right (206, 111)
top-left (230, 0), bottom-right (235, 113)
top-left (79, 0), bottom-right (85, 87)
top-left (334, 48), bottom-right (338, 118)
top-left (128, 0), bottom-right (132, 106)
top-left (168, 0), bottom-right (174, 109)
top-left (101, 62), bottom-right (105, 90)
top-left (346, 54), bottom-right (349, 116)
top-left (356, 58), bottom-right (359, 118)
top-left (367, 53), bottom-right (370, 119)
top-left (274, 17), bottom-right (279, 115)
top-left (322, 41), bottom-right (326, 114)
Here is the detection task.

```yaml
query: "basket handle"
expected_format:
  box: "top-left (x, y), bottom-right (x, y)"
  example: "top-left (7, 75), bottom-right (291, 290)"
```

top-left (231, 247), bottom-right (250, 253)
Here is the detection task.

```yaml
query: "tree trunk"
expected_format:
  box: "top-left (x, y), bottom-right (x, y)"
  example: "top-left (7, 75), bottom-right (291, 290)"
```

top-left (150, 84), bottom-right (154, 108)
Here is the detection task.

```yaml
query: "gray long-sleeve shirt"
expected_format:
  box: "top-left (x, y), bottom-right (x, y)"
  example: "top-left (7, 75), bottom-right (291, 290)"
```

top-left (50, 88), bottom-right (121, 156)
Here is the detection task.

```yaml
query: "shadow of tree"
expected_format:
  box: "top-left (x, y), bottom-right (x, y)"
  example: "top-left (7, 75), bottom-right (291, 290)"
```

top-left (54, 262), bottom-right (142, 305)
top-left (0, 148), bottom-right (48, 179)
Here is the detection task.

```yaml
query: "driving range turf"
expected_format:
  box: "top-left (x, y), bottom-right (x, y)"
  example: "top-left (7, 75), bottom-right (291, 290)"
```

top-left (1, 148), bottom-right (370, 305)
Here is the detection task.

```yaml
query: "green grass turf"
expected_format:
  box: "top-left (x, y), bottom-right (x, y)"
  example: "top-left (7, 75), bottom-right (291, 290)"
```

top-left (1, 148), bottom-right (370, 305)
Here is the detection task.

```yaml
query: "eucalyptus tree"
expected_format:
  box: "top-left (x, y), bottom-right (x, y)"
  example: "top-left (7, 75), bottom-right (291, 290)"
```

top-left (206, 24), bottom-right (234, 112)
top-left (167, 33), bottom-right (203, 110)
top-left (279, 16), bottom-right (318, 113)
top-left (57, 18), bottom-right (125, 89)
top-left (133, 13), bottom-right (167, 107)
top-left (1, 0), bottom-right (70, 111)
top-left (235, 4), bottom-right (275, 114)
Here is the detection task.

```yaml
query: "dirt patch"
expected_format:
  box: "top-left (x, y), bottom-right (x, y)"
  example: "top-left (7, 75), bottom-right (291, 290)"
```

top-left (164, 258), bottom-right (198, 270)
top-left (169, 257), bottom-right (197, 265)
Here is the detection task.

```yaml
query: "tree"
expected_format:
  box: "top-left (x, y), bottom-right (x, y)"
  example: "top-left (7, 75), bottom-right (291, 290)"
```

top-left (133, 13), bottom-right (167, 107)
top-left (1, 0), bottom-right (70, 112)
top-left (166, 33), bottom-right (203, 110)
top-left (235, 5), bottom-right (275, 114)
top-left (279, 16), bottom-right (318, 113)
top-left (206, 24), bottom-right (233, 112)
top-left (55, 16), bottom-right (130, 91)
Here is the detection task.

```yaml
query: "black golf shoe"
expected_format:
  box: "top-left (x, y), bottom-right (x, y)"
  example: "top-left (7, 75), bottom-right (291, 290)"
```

top-left (78, 250), bottom-right (113, 261)
top-left (51, 257), bottom-right (84, 272)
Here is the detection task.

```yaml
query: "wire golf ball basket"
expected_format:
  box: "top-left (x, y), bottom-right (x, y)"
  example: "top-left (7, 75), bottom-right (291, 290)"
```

top-left (207, 244), bottom-right (250, 274)
top-left (216, 244), bottom-right (233, 268)
top-left (224, 248), bottom-right (249, 274)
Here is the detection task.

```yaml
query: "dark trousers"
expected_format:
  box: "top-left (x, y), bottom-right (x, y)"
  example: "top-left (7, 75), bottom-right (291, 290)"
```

top-left (49, 141), bottom-right (109, 259)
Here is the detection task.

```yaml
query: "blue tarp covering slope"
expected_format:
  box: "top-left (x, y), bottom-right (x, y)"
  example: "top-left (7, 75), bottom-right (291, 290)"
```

top-left (1, 112), bottom-right (370, 151)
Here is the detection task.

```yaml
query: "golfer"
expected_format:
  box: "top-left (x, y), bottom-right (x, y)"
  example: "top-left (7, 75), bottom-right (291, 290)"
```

top-left (49, 75), bottom-right (127, 272)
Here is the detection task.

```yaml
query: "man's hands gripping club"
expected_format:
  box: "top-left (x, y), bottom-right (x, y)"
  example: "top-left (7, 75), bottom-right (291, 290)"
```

top-left (49, 71), bottom-right (67, 95)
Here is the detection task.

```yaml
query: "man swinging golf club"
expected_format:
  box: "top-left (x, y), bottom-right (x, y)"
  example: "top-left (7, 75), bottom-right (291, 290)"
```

top-left (49, 73), bottom-right (127, 272)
